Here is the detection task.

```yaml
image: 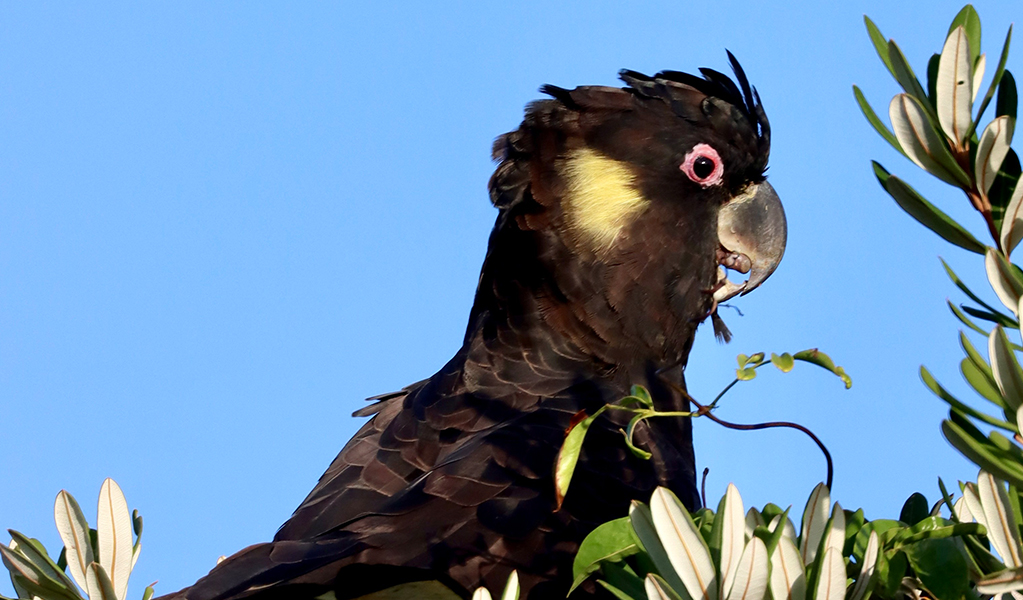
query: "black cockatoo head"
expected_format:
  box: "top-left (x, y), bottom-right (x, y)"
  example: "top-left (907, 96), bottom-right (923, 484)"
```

top-left (482, 53), bottom-right (785, 372)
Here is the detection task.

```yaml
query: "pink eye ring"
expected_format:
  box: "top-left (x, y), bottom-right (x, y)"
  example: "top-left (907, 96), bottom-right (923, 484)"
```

top-left (680, 143), bottom-right (724, 187)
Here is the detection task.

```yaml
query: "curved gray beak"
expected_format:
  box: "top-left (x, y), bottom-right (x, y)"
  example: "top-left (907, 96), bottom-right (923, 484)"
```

top-left (714, 181), bottom-right (786, 302)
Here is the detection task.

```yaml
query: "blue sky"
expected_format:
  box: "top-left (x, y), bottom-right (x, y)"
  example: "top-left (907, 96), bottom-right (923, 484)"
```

top-left (1, 1), bottom-right (1020, 597)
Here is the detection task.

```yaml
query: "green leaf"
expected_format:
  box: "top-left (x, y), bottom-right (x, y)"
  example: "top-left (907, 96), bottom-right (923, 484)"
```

top-left (5, 532), bottom-right (79, 595)
top-left (96, 478), bottom-right (133, 600)
top-left (86, 563), bottom-right (118, 600)
top-left (977, 565), bottom-right (1023, 594)
top-left (864, 16), bottom-right (896, 78)
top-left (736, 367), bottom-right (756, 381)
top-left (961, 330), bottom-right (995, 378)
top-left (975, 116), bottom-right (1014, 197)
top-left (890, 518), bottom-right (984, 546)
top-left (880, 550), bottom-right (908, 599)
top-left (971, 24), bottom-right (1013, 134)
top-left (799, 482), bottom-right (830, 566)
top-left (936, 26), bottom-right (974, 145)
top-left (989, 326), bottom-right (1023, 410)
top-left (792, 349), bottom-right (852, 388)
top-left (498, 571), bottom-right (519, 600)
top-left (9, 574), bottom-right (81, 600)
top-left (889, 41), bottom-right (934, 111)
top-left (853, 85), bottom-right (907, 156)
top-left (899, 493), bottom-right (929, 525)
top-left (648, 488), bottom-right (717, 600)
top-left (54, 489), bottom-right (94, 594)
top-left (622, 415), bottom-right (654, 461)
top-left (597, 579), bottom-right (645, 600)
top-left (948, 5), bottom-right (981, 64)
top-left (762, 506), bottom-right (793, 556)
top-left (961, 358), bottom-right (1010, 411)
top-left (644, 573), bottom-right (687, 600)
top-left (571, 518), bottom-right (641, 594)
top-left (873, 163), bottom-right (984, 253)
top-left (943, 257), bottom-right (1009, 314)
top-left (770, 353), bottom-right (794, 373)
top-left (628, 502), bottom-right (688, 595)
top-left (888, 95), bottom-right (971, 187)
top-left (922, 365), bottom-right (1014, 429)
top-left (142, 585), bottom-right (156, 600)
top-left (948, 300), bottom-right (990, 335)
top-left (943, 411), bottom-right (1023, 487)
top-left (554, 407), bottom-right (605, 509)
top-left (0, 545), bottom-right (80, 600)
top-left (903, 538), bottom-right (971, 600)
top-left (997, 70), bottom-right (1018, 121)
top-left (844, 508), bottom-right (866, 554)
top-left (984, 248), bottom-right (1023, 313)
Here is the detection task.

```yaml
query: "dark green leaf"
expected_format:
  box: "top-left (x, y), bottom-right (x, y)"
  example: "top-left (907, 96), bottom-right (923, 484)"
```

top-left (900, 493), bottom-right (929, 525)
top-left (854, 85), bottom-right (906, 156)
top-left (962, 305), bottom-right (1019, 329)
top-left (948, 5), bottom-right (981, 63)
top-left (927, 53), bottom-right (941, 103)
top-left (873, 164), bottom-right (985, 253)
top-left (904, 538), bottom-right (970, 600)
top-left (997, 70), bottom-right (1018, 122)
top-left (989, 149), bottom-right (1021, 231)
top-left (864, 15), bottom-right (896, 77)
top-left (571, 517), bottom-right (640, 594)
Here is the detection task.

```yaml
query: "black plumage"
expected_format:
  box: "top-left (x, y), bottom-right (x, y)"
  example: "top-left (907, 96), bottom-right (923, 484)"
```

top-left (161, 55), bottom-right (782, 600)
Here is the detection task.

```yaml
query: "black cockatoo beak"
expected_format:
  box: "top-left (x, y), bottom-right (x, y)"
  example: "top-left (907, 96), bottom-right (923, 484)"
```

top-left (714, 181), bottom-right (786, 302)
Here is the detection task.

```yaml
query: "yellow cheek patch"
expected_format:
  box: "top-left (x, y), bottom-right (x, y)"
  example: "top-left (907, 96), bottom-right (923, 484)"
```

top-left (562, 148), bottom-right (649, 250)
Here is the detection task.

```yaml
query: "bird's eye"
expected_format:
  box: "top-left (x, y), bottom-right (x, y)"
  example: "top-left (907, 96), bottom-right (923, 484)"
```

top-left (680, 143), bottom-right (724, 188)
